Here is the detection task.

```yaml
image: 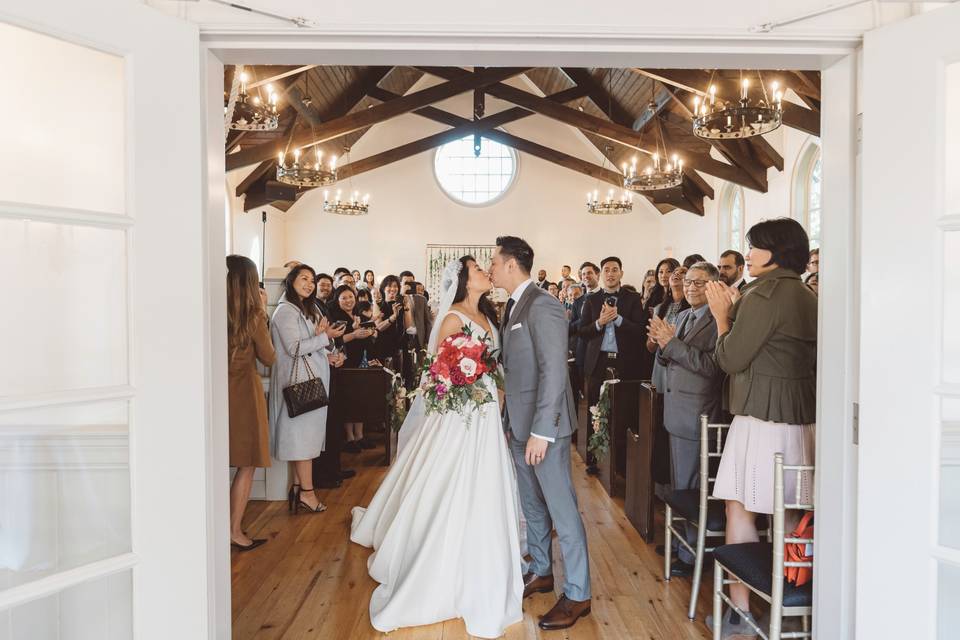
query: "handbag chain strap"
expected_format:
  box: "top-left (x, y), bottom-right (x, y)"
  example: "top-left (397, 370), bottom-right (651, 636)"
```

top-left (288, 340), bottom-right (318, 385)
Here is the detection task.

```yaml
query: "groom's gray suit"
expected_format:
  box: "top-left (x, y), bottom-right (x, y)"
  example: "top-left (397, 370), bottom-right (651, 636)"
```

top-left (501, 280), bottom-right (591, 601)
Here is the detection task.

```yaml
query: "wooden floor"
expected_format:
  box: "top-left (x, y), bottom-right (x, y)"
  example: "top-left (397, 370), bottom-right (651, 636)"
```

top-left (231, 444), bottom-right (715, 639)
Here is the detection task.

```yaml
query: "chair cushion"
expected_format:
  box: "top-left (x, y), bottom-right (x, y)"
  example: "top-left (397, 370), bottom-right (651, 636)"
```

top-left (665, 489), bottom-right (726, 530)
top-left (713, 542), bottom-right (813, 608)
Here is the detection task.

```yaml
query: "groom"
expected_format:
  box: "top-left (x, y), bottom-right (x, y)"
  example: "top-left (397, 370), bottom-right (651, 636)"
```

top-left (489, 236), bottom-right (592, 631)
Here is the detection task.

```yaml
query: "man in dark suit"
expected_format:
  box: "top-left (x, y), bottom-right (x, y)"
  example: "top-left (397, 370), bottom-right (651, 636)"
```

top-left (718, 250), bottom-right (746, 292)
top-left (577, 256), bottom-right (646, 409)
top-left (648, 261), bottom-right (724, 576)
top-left (568, 262), bottom-right (599, 399)
top-left (535, 269), bottom-right (549, 289)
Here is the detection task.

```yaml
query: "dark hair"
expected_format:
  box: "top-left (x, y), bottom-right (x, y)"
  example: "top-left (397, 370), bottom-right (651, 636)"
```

top-left (363, 269), bottom-right (376, 285)
top-left (646, 257), bottom-right (681, 310)
top-left (226, 255), bottom-right (266, 361)
top-left (546, 281), bottom-right (558, 290)
top-left (332, 284), bottom-right (357, 312)
top-left (379, 274), bottom-right (401, 302)
top-left (453, 255), bottom-right (498, 326)
top-left (356, 288), bottom-right (372, 303)
top-left (495, 236), bottom-right (534, 274)
top-left (282, 264), bottom-right (320, 323)
top-left (399, 270), bottom-right (415, 280)
top-left (746, 218), bottom-right (810, 274)
top-left (579, 261), bottom-right (599, 275)
top-left (682, 254), bottom-right (706, 268)
top-left (316, 272), bottom-right (334, 284)
top-left (333, 267), bottom-right (350, 277)
top-left (600, 256), bottom-right (622, 269)
top-left (720, 250), bottom-right (745, 267)
top-left (562, 265), bottom-right (571, 270)
top-left (355, 300), bottom-right (373, 317)
top-left (809, 248), bottom-right (820, 257)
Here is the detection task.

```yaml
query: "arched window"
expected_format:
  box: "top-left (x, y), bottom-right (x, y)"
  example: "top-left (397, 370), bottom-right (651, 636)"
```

top-left (794, 141), bottom-right (822, 248)
top-left (718, 184), bottom-right (745, 255)
top-left (434, 135), bottom-right (517, 206)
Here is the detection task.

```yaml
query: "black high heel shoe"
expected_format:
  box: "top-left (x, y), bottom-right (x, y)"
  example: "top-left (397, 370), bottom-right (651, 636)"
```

top-left (287, 483), bottom-right (301, 513)
top-left (296, 487), bottom-right (327, 514)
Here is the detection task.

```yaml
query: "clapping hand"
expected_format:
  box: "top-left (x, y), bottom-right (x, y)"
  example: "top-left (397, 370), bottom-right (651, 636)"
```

top-left (316, 316), bottom-right (329, 336)
top-left (705, 281), bottom-right (737, 320)
top-left (597, 303), bottom-right (618, 327)
top-left (323, 318), bottom-right (347, 340)
top-left (327, 351), bottom-right (346, 368)
top-left (647, 315), bottom-right (676, 348)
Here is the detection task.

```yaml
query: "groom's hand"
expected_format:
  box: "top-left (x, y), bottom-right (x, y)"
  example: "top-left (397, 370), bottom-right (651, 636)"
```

top-left (525, 437), bottom-right (549, 466)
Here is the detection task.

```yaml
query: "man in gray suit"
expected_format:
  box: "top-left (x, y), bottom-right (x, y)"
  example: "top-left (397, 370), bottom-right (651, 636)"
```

top-left (648, 261), bottom-right (725, 575)
top-left (489, 236), bottom-right (591, 632)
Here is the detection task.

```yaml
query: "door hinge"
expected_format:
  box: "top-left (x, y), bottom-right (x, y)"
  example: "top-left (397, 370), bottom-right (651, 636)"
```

top-left (852, 401), bottom-right (859, 444)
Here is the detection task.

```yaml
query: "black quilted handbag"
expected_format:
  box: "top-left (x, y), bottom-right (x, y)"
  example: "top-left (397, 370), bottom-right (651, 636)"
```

top-left (282, 341), bottom-right (328, 418)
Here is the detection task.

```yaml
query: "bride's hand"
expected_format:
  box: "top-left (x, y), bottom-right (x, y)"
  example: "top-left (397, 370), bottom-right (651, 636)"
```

top-left (497, 388), bottom-right (505, 410)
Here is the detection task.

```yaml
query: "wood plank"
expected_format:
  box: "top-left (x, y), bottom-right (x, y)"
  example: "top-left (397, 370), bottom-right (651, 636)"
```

top-left (229, 67), bottom-right (529, 170)
top-left (781, 102), bottom-right (821, 137)
top-left (235, 160), bottom-right (275, 197)
top-left (231, 443), bottom-right (717, 639)
top-left (560, 67), bottom-right (634, 127)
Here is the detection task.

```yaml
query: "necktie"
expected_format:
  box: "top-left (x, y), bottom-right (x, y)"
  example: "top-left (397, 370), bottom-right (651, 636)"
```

top-left (503, 298), bottom-right (516, 329)
top-left (677, 313), bottom-right (691, 340)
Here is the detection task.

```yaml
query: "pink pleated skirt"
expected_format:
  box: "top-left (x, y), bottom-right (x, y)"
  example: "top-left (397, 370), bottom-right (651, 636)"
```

top-left (712, 415), bottom-right (815, 515)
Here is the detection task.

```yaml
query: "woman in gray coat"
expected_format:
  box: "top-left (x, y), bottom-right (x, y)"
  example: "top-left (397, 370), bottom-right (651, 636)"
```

top-left (269, 264), bottom-right (346, 513)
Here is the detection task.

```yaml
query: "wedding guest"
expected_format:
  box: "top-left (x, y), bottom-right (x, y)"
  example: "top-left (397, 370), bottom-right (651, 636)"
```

top-left (560, 264), bottom-right (572, 282)
top-left (227, 255), bottom-right (276, 551)
top-left (351, 269), bottom-right (362, 285)
top-left (578, 257), bottom-right (645, 403)
top-left (807, 247), bottom-right (820, 276)
top-left (337, 272), bottom-right (357, 291)
top-left (356, 288), bottom-right (373, 305)
top-left (283, 260), bottom-right (302, 270)
top-left (375, 275), bottom-right (405, 365)
top-left (414, 281), bottom-right (429, 302)
top-left (333, 267), bottom-right (350, 281)
top-left (328, 284), bottom-right (377, 452)
top-left (363, 269), bottom-right (377, 291)
top-left (579, 262), bottom-right (601, 296)
top-left (647, 265), bottom-right (689, 357)
top-left (683, 253), bottom-right (706, 269)
top-left (536, 269), bottom-right (549, 289)
top-left (547, 282), bottom-right (559, 298)
top-left (315, 273), bottom-right (335, 306)
top-left (641, 269), bottom-right (657, 305)
top-left (704, 218), bottom-right (817, 636)
top-left (639, 258), bottom-right (680, 379)
top-left (718, 250), bottom-right (746, 291)
top-left (399, 272), bottom-right (432, 353)
top-left (269, 264), bottom-right (346, 514)
top-left (648, 261), bottom-right (724, 576)
top-left (806, 271), bottom-right (819, 296)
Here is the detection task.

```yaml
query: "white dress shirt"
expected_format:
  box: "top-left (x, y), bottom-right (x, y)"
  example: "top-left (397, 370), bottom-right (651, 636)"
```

top-left (508, 279), bottom-right (554, 443)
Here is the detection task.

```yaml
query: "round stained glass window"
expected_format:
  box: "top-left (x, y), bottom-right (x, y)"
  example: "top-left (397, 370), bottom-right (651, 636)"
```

top-left (434, 135), bottom-right (517, 206)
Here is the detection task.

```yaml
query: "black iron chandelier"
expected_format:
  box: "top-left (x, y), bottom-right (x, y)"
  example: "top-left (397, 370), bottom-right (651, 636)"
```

top-left (692, 71), bottom-right (784, 140)
top-left (228, 71), bottom-right (279, 131)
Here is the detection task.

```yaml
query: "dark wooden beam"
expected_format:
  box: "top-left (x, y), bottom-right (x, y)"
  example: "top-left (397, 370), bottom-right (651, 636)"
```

top-left (225, 130), bottom-right (247, 153)
top-left (559, 68), bottom-right (634, 127)
top-left (781, 102), bottom-right (821, 137)
top-left (235, 160), bottom-right (275, 197)
top-left (228, 67), bottom-right (529, 170)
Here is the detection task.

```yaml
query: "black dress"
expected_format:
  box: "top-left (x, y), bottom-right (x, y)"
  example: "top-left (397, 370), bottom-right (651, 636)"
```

top-left (327, 306), bottom-right (376, 368)
top-left (375, 300), bottom-right (403, 365)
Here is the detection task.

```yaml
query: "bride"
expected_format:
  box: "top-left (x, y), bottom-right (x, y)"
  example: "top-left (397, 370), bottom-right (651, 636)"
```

top-left (350, 256), bottom-right (524, 639)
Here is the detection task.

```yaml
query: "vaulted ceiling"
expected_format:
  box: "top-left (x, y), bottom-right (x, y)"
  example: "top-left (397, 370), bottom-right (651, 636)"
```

top-left (225, 65), bottom-right (820, 216)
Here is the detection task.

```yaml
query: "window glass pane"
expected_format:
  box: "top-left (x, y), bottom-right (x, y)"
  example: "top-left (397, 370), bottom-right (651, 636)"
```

top-left (939, 561), bottom-right (960, 639)
top-left (0, 401), bottom-right (131, 590)
top-left (0, 23), bottom-right (125, 214)
top-left (434, 135), bottom-right (517, 205)
top-left (807, 152), bottom-right (822, 248)
top-left (0, 219), bottom-right (128, 397)
top-left (0, 569), bottom-right (131, 640)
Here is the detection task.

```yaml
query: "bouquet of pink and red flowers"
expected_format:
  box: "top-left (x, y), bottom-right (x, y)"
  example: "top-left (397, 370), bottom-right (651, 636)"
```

top-left (417, 325), bottom-right (502, 420)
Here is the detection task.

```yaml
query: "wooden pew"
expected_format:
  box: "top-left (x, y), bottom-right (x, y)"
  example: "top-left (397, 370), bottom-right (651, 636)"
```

top-left (326, 366), bottom-right (393, 465)
top-left (625, 382), bottom-right (663, 542)
top-left (597, 377), bottom-right (642, 498)
top-left (576, 376), bottom-right (591, 465)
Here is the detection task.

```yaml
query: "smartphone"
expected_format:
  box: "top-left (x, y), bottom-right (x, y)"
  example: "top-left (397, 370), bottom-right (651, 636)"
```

top-left (604, 296), bottom-right (618, 307)
top-left (360, 320), bottom-right (376, 329)
top-left (332, 320), bottom-right (348, 330)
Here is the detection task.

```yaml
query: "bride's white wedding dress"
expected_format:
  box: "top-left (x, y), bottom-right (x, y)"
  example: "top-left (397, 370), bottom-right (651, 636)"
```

top-left (350, 310), bottom-right (524, 639)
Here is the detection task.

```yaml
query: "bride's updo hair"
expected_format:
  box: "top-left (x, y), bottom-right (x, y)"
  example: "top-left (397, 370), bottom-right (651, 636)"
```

top-left (453, 255), bottom-right (498, 327)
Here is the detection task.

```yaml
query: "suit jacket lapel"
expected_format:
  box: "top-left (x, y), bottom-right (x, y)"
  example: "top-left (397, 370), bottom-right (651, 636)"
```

top-left (683, 309), bottom-right (713, 343)
top-left (503, 284), bottom-right (537, 352)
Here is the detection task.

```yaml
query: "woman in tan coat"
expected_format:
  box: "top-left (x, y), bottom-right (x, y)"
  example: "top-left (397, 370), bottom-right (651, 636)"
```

top-left (227, 255), bottom-right (276, 551)
top-left (704, 218), bottom-right (818, 636)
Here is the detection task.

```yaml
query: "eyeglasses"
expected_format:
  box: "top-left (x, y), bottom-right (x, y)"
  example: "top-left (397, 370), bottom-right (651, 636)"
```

top-left (682, 279), bottom-right (709, 289)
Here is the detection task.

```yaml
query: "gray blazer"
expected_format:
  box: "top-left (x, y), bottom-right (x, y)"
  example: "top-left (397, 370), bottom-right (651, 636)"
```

top-left (659, 306), bottom-right (724, 441)
top-left (408, 294), bottom-right (433, 350)
top-left (500, 284), bottom-right (578, 441)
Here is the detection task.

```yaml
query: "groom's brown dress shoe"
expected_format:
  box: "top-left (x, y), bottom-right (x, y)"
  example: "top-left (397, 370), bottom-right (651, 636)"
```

top-left (538, 595), bottom-right (591, 631)
top-left (522, 572), bottom-right (555, 599)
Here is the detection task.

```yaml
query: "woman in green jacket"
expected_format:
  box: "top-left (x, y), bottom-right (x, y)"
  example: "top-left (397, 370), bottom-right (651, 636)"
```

top-left (704, 218), bottom-right (818, 636)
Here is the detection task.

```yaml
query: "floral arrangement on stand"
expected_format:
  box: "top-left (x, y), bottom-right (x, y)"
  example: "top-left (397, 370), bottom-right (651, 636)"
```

top-left (416, 325), bottom-right (502, 425)
top-left (587, 379), bottom-right (618, 462)
top-left (384, 368), bottom-right (408, 433)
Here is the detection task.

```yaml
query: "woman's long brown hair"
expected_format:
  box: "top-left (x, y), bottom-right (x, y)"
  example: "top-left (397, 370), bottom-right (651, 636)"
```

top-left (227, 255), bottom-right (266, 362)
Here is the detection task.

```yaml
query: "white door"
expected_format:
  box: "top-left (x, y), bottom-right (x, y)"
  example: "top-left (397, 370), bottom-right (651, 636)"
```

top-left (859, 4), bottom-right (960, 639)
top-left (0, 2), bottom-right (215, 639)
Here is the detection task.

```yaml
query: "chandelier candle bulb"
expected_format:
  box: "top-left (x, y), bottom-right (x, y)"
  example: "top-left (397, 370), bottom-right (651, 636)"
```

top-left (741, 78), bottom-right (749, 100)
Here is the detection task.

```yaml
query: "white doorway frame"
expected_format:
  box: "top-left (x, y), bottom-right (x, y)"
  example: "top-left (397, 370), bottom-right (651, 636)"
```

top-left (199, 30), bottom-right (861, 640)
